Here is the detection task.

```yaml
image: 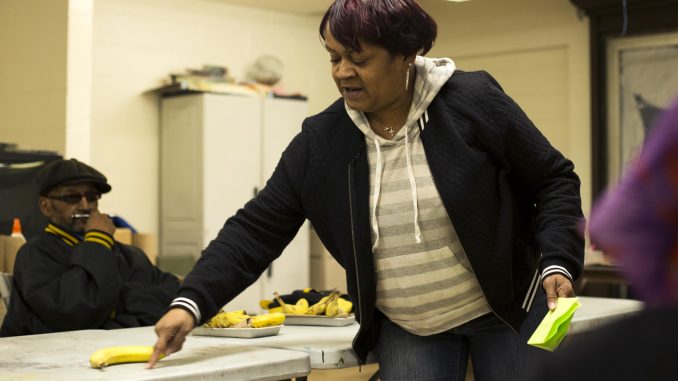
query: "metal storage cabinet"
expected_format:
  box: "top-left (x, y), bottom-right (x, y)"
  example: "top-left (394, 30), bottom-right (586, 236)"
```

top-left (160, 92), bottom-right (310, 313)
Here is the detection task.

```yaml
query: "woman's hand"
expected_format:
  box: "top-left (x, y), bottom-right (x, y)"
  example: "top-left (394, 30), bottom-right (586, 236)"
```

top-left (542, 274), bottom-right (575, 311)
top-left (146, 308), bottom-right (196, 369)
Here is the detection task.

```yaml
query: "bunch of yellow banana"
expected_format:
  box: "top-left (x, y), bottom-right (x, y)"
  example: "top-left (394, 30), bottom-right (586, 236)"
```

top-left (259, 299), bottom-right (283, 314)
top-left (202, 309), bottom-right (286, 328)
top-left (202, 309), bottom-right (250, 328)
top-left (89, 345), bottom-right (161, 369)
top-left (260, 289), bottom-right (353, 317)
top-left (325, 296), bottom-right (353, 317)
top-left (273, 292), bottom-right (309, 315)
top-left (305, 295), bottom-right (331, 315)
top-left (303, 289), bottom-right (352, 317)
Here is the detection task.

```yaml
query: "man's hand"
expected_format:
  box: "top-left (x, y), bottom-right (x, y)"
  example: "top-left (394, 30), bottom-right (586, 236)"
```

top-left (146, 308), bottom-right (196, 369)
top-left (542, 274), bottom-right (575, 311)
top-left (85, 210), bottom-right (116, 235)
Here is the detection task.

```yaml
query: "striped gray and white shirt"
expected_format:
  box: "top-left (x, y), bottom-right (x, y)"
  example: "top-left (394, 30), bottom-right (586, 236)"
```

top-left (366, 125), bottom-right (491, 336)
top-left (346, 56), bottom-right (492, 336)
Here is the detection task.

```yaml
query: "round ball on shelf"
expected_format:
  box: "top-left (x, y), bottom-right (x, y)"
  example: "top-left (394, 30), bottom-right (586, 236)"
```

top-left (246, 55), bottom-right (284, 86)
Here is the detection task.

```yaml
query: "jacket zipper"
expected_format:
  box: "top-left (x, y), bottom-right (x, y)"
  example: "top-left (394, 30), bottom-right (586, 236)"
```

top-left (523, 267), bottom-right (541, 312)
top-left (348, 159), bottom-right (364, 351)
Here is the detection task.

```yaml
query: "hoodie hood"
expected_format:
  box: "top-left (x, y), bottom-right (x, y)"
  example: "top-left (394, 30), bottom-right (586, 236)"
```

top-left (345, 56), bottom-right (456, 248)
top-left (347, 56), bottom-right (456, 141)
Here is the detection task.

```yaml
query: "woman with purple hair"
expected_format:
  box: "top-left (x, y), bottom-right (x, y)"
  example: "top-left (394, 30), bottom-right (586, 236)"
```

top-left (589, 99), bottom-right (678, 306)
top-left (148, 1), bottom-right (584, 379)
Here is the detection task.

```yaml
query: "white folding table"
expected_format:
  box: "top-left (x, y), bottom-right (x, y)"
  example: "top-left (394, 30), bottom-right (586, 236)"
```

top-left (0, 328), bottom-right (310, 381)
top-left (0, 296), bottom-right (643, 380)
top-left (569, 296), bottom-right (643, 334)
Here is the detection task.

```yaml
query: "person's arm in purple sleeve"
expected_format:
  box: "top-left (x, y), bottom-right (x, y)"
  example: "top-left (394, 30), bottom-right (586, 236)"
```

top-left (588, 98), bottom-right (678, 306)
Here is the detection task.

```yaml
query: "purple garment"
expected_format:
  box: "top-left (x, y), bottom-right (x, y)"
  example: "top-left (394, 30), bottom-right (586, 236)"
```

top-left (589, 98), bottom-right (678, 306)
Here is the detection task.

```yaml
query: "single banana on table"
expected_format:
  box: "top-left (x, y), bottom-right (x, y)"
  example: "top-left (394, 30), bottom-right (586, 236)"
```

top-left (90, 345), bottom-right (162, 369)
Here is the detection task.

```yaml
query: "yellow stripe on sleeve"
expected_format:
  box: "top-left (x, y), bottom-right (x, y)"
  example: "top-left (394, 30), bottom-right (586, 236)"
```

top-left (85, 231), bottom-right (114, 246)
top-left (84, 236), bottom-right (113, 250)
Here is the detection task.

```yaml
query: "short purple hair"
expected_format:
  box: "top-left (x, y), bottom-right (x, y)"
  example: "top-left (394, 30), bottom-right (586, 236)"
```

top-left (319, 0), bottom-right (437, 57)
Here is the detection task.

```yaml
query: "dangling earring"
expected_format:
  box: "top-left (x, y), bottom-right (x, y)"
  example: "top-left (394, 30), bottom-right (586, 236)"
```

top-left (405, 63), bottom-right (413, 91)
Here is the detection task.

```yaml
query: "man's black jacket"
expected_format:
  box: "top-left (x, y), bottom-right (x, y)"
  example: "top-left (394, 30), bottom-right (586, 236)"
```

top-left (1, 224), bottom-right (179, 336)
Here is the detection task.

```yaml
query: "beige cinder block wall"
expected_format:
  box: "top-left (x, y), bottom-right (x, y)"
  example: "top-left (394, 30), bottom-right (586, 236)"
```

top-left (425, 0), bottom-right (591, 215)
top-left (90, 0), bottom-right (328, 238)
top-left (0, 0), bottom-right (94, 161)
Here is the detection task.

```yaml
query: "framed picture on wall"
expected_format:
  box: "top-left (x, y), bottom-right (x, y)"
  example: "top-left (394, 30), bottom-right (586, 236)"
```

top-left (606, 31), bottom-right (678, 185)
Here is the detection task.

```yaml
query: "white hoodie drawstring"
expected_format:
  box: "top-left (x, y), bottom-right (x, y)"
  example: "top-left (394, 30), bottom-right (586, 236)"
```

top-left (371, 127), bottom-right (422, 249)
top-left (349, 56), bottom-right (455, 250)
top-left (371, 139), bottom-right (383, 250)
top-left (404, 125), bottom-right (422, 243)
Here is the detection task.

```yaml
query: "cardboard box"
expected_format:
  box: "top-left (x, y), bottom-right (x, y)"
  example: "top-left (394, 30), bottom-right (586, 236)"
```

top-left (0, 235), bottom-right (25, 274)
top-left (133, 233), bottom-right (158, 265)
top-left (113, 228), bottom-right (158, 265)
top-left (113, 228), bottom-right (134, 245)
top-left (0, 299), bottom-right (6, 326)
top-left (584, 247), bottom-right (613, 266)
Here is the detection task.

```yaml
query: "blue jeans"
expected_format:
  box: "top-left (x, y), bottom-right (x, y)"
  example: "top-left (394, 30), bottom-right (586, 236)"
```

top-left (374, 293), bottom-right (548, 381)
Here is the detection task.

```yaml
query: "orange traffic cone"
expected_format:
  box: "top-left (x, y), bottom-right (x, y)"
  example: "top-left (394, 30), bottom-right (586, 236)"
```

top-left (11, 218), bottom-right (25, 241)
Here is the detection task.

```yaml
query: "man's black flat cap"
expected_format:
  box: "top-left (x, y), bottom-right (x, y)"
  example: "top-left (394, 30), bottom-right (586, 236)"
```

top-left (36, 158), bottom-right (112, 196)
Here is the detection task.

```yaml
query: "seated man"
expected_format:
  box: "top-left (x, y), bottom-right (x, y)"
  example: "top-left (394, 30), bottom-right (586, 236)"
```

top-left (0, 158), bottom-right (180, 336)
